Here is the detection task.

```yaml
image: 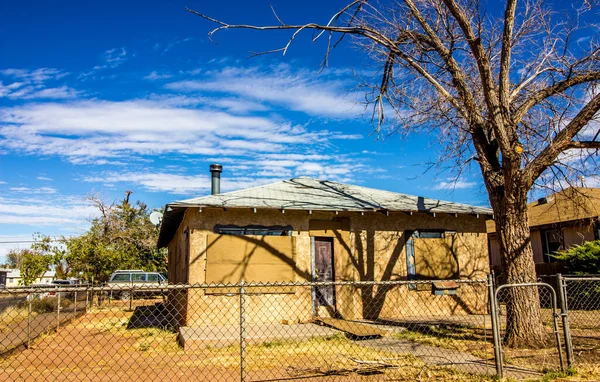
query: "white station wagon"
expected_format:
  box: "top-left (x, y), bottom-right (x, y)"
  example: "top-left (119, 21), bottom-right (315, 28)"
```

top-left (107, 270), bottom-right (167, 300)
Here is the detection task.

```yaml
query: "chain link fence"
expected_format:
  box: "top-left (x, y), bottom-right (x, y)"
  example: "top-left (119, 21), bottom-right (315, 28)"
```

top-left (0, 279), bottom-right (497, 381)
top-left (2, 276), bottom-right (598, 381)
top-left (561, 276), bottom-right (600, 369)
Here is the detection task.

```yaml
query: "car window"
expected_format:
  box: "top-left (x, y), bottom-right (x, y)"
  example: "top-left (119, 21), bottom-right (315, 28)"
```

top-left (159, 274), bottom-right (167, 282)
top-left (111, 273), bottom-right (130, 282)
top-left (147, 274), bottom-right (159, 282)
top-left (132, 273), bottom-right (146, 282)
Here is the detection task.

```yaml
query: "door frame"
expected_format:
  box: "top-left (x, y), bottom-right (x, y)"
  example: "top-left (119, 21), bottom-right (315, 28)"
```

top-left (311, 237), bottom-right (336, 314)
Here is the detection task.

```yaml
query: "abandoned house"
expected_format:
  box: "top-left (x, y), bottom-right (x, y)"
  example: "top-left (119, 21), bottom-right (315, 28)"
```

top-left (488, 187), bottom-right (600, 276)
top-left (157, 165), bottom-right (493, 328)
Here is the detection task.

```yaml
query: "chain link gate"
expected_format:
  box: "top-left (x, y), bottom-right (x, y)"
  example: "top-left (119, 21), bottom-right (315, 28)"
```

top-left (490, 280), bottom-right (566, 378)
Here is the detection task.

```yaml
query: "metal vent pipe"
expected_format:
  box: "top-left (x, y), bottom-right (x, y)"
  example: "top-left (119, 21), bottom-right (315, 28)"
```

top-left (210, 164), bottom-right (223, 195)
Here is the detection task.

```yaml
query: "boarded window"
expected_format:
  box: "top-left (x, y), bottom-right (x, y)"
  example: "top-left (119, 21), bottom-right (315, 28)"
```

top-left (205, 234), bottom-right (297, 293)
top-left (407, 231), bottom-right (459, 289)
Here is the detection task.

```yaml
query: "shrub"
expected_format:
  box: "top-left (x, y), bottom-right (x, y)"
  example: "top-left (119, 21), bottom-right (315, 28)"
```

top-left (553, 240), bottom-right (600, 275)
top-left (28, 297), bottom-right (72, 314)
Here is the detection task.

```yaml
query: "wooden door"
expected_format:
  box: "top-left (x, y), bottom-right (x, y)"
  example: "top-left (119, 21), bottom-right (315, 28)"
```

top-left (314, 238), bottom-right (335, 307)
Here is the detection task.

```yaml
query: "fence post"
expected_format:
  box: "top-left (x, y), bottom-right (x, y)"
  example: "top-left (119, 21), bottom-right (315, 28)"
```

top-left (56, 291), bottom-right (61, 332)
top-left (89, 285), bottom-right (93, 311)
top-left (130, 285), bottom-right (134, 311)
top-left (74, 291), bottom-right (77, 314)
top-left (239, 280), bottom-right (247, 382)
top-left (557, 274), bottom-right (574, 367)
top-left (27, 292), bottom-right (32, 349)
top-left (488, 274), bottom-right (503, 378)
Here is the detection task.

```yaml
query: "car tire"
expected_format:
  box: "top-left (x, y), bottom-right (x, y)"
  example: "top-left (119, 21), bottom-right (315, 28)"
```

top-left (120, 291), bottom-right (131, 301)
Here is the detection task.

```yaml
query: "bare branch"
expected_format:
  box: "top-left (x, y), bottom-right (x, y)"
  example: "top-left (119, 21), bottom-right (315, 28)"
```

top-left (499, 0), bottom-right (517, 107)
top-left (524, 92), bottom-right (600, 185)
top-left (567, 140), bottom-right (600, 149)
top-left (514, 72), bottom-right (600, 123)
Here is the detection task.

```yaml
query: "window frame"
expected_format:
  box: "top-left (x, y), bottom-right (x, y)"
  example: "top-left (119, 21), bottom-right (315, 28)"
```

top-left (111, 273), bottom-right (131, 282)
top-left (214, 224), bottom-right (293, 236)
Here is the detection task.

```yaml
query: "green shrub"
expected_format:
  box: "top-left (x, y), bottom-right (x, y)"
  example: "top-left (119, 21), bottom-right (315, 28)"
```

top-left (28, 297), bottom-right (72, 314)
top-left (553, 240), bottom-right (600, 274)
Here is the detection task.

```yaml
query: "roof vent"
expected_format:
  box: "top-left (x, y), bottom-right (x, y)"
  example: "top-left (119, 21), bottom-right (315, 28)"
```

top-left (210, 164), bottom-right (223, 195)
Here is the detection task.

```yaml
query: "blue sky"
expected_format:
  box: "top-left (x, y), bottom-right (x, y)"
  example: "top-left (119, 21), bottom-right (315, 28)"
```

top-left (0, 0), bottom-right (490, 261)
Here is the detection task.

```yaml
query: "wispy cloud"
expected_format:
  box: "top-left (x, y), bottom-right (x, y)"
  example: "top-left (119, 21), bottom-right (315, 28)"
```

top-left (97, 47), bottom-right (127, 69)
top-left (160, 37), bottom-right (193, 54)
top-left (0, 68), bottom-right (68, 82)
top-left (0, 98), bottom-right (358, 162)
top-left (0, 68), bottom-right (77, 100)
top-left (144, 71), bottom-right (173, 80)
top-left (9, 186), bottom-right (57, 194)
top-left (82, 171), bottom-right (284, 195)
top-left (0, 194), bottom-right (97, 227)
top-left (432, 178), bottom-right (477, 190)
top-left (166, 64), bottom-right (362, 118)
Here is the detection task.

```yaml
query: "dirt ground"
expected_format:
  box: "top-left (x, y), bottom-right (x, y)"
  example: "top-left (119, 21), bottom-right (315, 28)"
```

top-left (0, 301), bottom-right (494, 382)
top-left (0, 299), bottom-right (598, 381)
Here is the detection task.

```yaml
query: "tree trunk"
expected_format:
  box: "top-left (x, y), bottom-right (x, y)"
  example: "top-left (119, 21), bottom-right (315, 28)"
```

top-left (492, 188), bottom-right (548, 348)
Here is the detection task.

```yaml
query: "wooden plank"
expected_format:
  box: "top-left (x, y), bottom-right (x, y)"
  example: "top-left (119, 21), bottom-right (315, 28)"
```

top-left (314, 317), bottom-right (387, 337)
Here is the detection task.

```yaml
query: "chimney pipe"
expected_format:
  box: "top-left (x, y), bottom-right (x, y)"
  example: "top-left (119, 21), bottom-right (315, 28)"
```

top-left (210, 164), bottom-right (223, 195)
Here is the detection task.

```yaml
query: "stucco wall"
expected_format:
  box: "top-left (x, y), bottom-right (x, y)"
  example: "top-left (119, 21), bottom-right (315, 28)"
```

top-left (167, 208), bottom-right (489, 326)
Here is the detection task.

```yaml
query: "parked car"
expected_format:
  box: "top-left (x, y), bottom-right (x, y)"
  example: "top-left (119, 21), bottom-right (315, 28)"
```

top-left (107, 270), bottom-right (167, 300)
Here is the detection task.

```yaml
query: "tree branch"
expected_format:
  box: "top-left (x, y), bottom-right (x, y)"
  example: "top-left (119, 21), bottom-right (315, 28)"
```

top-left (567, 140), bottom-right (600, 150)
top-left (442, 0), bottom-right (513, 156)
top-left (499, 0), bottom-right (517, 108)
top-left (524, 92), bottom-right (600, 185)
top-left (514, 72), bottom-right (600, 123)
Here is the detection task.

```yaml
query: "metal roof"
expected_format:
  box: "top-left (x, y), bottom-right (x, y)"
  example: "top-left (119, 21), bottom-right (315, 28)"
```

top-left (158, 177), bottom-right (492, 247)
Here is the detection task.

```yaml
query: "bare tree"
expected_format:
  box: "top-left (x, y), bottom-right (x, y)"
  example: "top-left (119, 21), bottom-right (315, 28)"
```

top-left (188, 0), bottom-right (600, 347)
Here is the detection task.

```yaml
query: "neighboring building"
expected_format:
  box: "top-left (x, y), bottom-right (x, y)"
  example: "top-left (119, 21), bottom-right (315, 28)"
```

top-left (487, 187), bottom-right (600, 275)
top-left (158, 170), bottom-right (493, 328)
top-left (5, 269), bottom-right (56, 287)
top-left (0, 270), bottom-right (7, 288)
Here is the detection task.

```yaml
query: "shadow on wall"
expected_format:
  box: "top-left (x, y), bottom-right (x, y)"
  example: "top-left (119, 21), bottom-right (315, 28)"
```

top-left (192, 229), bottom-right (486, 320)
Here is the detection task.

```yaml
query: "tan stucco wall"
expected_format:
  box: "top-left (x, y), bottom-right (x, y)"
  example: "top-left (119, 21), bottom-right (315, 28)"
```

top-left (167, 208), bottom-right (490, 326)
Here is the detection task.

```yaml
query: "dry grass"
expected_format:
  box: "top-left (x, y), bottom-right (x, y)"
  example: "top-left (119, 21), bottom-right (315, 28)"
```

top-left (4, 303), bottom-right (599, 381)
top-left (392, 326), bottom-right (494, 360)
top-left (0, 306), bottom-right (498, 381)
top-left (0, 306), bottom-right (33, 331)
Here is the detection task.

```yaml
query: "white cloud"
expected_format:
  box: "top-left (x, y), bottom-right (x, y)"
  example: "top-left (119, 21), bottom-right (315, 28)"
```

top-left (0, 99), bottom-right (350, 163)
top-left (0, 68), bottom-right (68, 82)
top-left (101, 47), bottom-right (127, 68)
top-left (9, 186), bottom-right (57, 194)
top-left (36, 176), bottom-right (53, 181)
top-left (432, 179), bottom-right (477, 190)
top-left (161, 37), bottom-right (192, 54)
top-left (0, 68), bottom-right (77, 100)
top-left (144, 71), bottom-right (173, 80)
top-left (166, 65), bottom-right (362, 118)
top-left (83, 172), bottom-right (283, 195)
top-left (0, 195), bottom-right (98, 228)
